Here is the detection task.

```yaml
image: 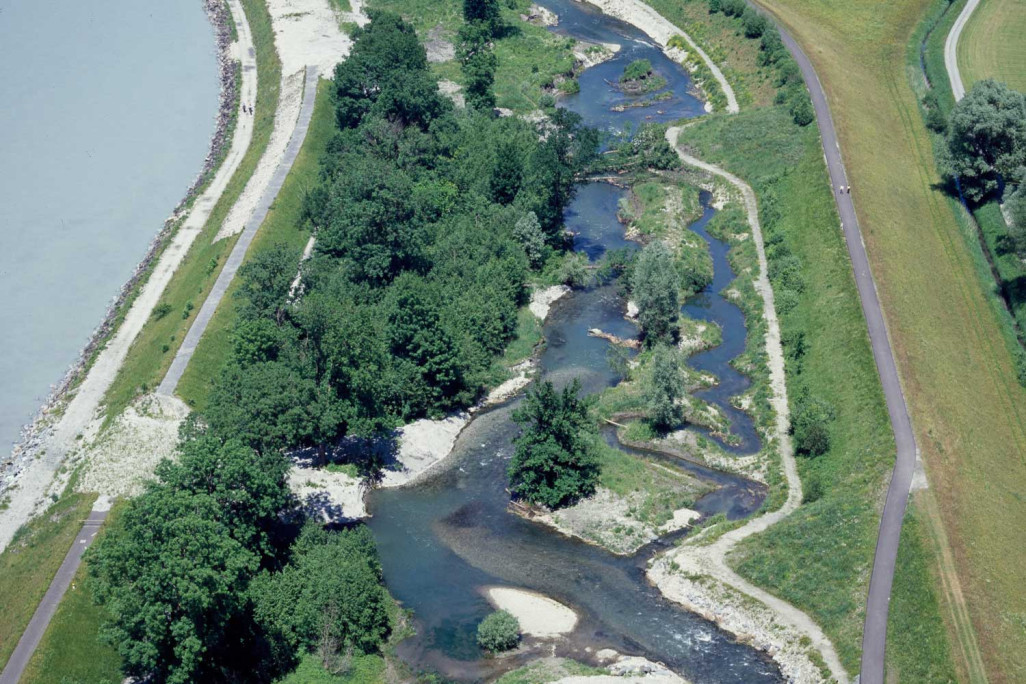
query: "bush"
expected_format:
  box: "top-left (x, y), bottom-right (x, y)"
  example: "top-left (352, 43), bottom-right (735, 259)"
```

top-left (742, 9), bottom-right (767, 38)
top-left (477, 610), bottom-right (520, 652)
top-left (791, 391), bottom-right (836, 456)
top-left (622, 59), bottom-right (653, 83)
top-left (789, 92), bottom-right (814, 127)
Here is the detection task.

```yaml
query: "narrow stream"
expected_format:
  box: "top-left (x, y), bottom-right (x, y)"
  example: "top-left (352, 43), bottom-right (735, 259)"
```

top-left (366, 3), bottom-right (780, 682)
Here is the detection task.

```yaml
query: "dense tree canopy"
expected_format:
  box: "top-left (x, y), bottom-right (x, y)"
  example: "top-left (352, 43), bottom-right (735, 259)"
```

top-left (508, 380), bottom-right (599, 509)
top-left (947, 79), bottom-right (1026, 202)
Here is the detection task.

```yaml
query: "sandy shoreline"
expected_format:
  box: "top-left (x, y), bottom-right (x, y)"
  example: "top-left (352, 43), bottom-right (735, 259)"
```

top-left (1, 0), bottom-right (241, 495)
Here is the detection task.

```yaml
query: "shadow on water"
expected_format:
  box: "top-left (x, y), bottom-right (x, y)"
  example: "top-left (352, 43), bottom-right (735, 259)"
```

top-left (366, 2), bottom-right (781, 681)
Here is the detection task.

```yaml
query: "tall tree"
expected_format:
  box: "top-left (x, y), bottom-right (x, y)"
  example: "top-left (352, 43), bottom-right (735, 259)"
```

top-left (646, 344), bottom-right (685, 431)
top-left (463, 0), bottom-right (502, 36)
top-left (508, 380), bottom-right (599, 509)
top-left (946, 79), bottom-right (1026, 202)
top-left (632, 241), bottom-right (680, 346)
top-left (524, 109), bottom-right (598, 240)
top-left (456, 22), bottom-right (497, 111)
top-left (491, 139), bottom-right (525, 204)
top-left (89, 487), bottom-right (260, 684)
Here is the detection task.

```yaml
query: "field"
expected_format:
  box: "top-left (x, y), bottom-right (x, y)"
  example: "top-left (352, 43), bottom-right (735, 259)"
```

top-left (99, 0), bottom-right (282, 419)
top-left (753, 0), bottom-right (1026, 679)
top-left (957, 0), bottom-right (1026, 92)
top-left (176, 80), bottom-right (335, 410)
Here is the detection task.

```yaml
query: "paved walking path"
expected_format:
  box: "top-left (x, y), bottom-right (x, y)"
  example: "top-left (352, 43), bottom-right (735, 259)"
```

top-left (158, 65), bottom-right (319, 396)
top-left (760, 15), bottom-right (920, 684)
top-left (945, 0), bottom-right (981, 101)
top-left (0, 502), bottom-right (109, 684)
top-left (0, 0), bottom-right (258, 555)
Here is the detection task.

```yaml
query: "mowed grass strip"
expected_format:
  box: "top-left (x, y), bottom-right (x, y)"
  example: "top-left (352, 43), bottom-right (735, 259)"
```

top-left (0, 493), bottom-right (95, 670)
top-left (100, 0), bottom-right (282, 421)
top-left (957, 0), bottom-right (1026, 92)
top-left (176, 80), bottom-right (336, 410)
top-left (18, 504), bottom-right (127, 684)
top-left (754, 0), bottom-right (1026, 678)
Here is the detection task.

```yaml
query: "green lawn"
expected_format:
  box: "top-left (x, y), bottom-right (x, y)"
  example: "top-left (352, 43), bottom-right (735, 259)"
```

top-left (958, 0), bottom-right (1026, 92)
top-left (0, 494), bottom-right (96, 670)
top-left (176, 80), bottom-right (336, 410)
top-left (755, 0), bottom-right (1026, 678)
top-left (100, 0), bottom-right (282, 420)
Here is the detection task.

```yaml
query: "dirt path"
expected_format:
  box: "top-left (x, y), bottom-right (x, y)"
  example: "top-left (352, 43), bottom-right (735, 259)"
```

top-left (944, 0), bottom-right (980, 101)
top-left (581, 0), bottom-right (739, 113)
top-left (0, 0), bottom-right (258, 553)
top-left (657, 128), bottom-right (848, 683)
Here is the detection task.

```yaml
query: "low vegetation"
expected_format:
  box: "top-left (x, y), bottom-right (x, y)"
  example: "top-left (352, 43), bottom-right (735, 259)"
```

top-left (477, 610), bottom-right (521, 652)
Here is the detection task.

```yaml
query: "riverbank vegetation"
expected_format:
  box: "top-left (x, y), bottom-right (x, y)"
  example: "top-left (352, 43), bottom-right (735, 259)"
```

top-left (198, 12), bottom-right (597, 464)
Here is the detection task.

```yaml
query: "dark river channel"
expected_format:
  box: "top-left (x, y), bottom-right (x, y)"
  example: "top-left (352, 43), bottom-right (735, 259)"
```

top-left (366, 3), bottom-right (781, 682)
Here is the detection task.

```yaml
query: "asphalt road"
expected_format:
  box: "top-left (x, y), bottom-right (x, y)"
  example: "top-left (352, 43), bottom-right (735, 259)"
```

top-left (944, 0), bottom-right (981, 101)
top-left (0, 509), bottom-right (108, 684)
top-left (754, 9), bottom-right (920, 684)
top-left (158, 65), bottom-right (320, 396)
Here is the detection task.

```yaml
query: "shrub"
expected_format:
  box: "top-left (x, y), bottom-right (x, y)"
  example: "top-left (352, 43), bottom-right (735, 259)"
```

top-left (477, 610), bottom-right (520, 652)
top-left (152, 302), bottom-right (172, 320)
top-left (789, 93), bottom-right (814, 127)
top-left (621, 59), bottom-right (654, 83)
top-left (791, 391), bottom-right (836, 456)
top-left (742, 9), bottom-right (767, 38)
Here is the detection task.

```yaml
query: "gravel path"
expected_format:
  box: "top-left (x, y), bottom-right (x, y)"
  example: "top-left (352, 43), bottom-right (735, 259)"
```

top-left (159, 66), bottom-right (318, 395)
top-left (0, 0), bottom-right (258, 553)
top-left (945, 0), bottom-right (981, 101)
top-left (660, 128), bottom-right (848, 683)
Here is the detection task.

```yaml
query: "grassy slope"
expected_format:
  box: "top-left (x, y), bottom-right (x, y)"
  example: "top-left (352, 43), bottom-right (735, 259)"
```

top-left (100, 0), bottom-right (282, 419)
top-left (957, 0), bottom-right (1026, 92)
top-left (754, 0), bottom-right (1026, 679)
top-left (19, 504), bottom-right (126, 684)
top-left (176, 80), bottom-right (335, 411)
top-left (0, 493), bottom-right (96, 670)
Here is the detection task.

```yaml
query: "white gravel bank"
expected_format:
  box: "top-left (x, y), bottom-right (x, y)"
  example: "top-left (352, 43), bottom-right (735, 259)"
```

top-left (484, 587), bottom-right (578, 636)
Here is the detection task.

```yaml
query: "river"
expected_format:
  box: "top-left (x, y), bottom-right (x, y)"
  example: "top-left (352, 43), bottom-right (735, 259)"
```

top-left (0, 0), bottom-right (219, 457)
top-left (366, 2), bottom-right (781, 682)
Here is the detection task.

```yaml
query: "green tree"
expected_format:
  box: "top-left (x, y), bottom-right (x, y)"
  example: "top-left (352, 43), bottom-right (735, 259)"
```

top-left (333, 12), bottom-right (449, 130)
top-left (491, 139), bottom-right (525, 205)
top-left (251, 523), bottom-right (389, 670)
top-left (513, 211), bottom-right (545, 267)
top-left (156, 434), bottom-right (292, 556)
top-left (646, 345), bottom-right (685, 431)
top-left (88, 488), bottom-right (259, 684)
top-left (236, 243), bottom-right (299, 323)
top-left (476, 611), bottom-right (520, 652)
top-left (632, 241), bottom-right (680, 346)
top-left (457, 22), bottom-right (497, 110)
top-left (463, 0), bottom-right (502, 36)
top-left (791, 390), bottom-right (836, 456)
top-left (508, 380), bottom-right (599, 509)
top-left (946, 79), bottom-right (1026, 202)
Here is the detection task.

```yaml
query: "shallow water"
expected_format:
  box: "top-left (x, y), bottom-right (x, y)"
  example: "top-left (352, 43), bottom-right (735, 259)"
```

top-left (367, 3), bottom-right (780, 682)
top-left (0, 0), bottom-right (219, 455)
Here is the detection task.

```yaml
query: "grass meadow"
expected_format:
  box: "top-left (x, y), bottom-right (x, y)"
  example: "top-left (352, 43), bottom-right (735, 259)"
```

top-left (957, 0), bottom-right (1026, 92)
top-left (0, 493), bottom-right (96, 671)
top-left (754, 0), bottom-right (1026, 678)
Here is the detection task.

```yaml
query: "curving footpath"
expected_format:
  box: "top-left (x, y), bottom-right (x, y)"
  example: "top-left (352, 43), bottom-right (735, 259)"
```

top-left (754, 12), bottom-right (920, 684)
top-left (944, 0), bottom-right (981, 101)
top-left (662, 128), bottom-right (848, 683)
